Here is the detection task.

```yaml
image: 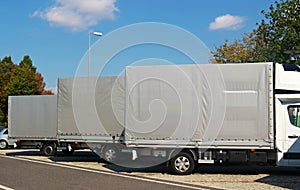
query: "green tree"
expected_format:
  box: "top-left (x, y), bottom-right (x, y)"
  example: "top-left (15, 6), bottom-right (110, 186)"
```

top-left (0, 55), bottom-right (52, 126)
top-left (0, 56), bottom-right (15, 125)
top-left (211, 33), bottom-right (256, 63)
top-left (6, 56), bottom-right (43, 95)
top-left (255, 0), bottom-right (300, 64)
top-left (212, 0), bottom-right (300, 64)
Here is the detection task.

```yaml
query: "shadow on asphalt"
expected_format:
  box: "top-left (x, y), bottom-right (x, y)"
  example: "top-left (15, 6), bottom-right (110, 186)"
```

top-left (6, 150), bottom-right (43, 156)
top-left (5, 149), bottom-right (102, 162)
top-left (196, 164), bottom-right (300, 175)
top-left (196, 164), bottom-right (300, 189)
top-left (103, 163), bottom-right (169, 174)
top-left (255, 174), bottom-right (300, 189)
top-left (5, 149), bottom-right (300, 189)
top-left (5, 149), bottom-right (169, 173)
top-left (50, 151), bottom-right (102, 162)
top-left (93, 160), bottom-right (300, 189)
top-left (102, 157), bottom-right (170, 174)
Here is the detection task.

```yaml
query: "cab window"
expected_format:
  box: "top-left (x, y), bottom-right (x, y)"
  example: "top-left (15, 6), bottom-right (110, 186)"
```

top-left (288, 106), bottom-right (300, 128)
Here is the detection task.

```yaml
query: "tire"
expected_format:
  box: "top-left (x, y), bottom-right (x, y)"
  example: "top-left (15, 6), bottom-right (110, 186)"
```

top-left (41, 142), bottom-right (57, 156)
top-left (170, 152), bottom-right (195, 175)
top-left (0, 140), bottom-right (8, 149)
top-left (103, 145), bottom-right (119, 163)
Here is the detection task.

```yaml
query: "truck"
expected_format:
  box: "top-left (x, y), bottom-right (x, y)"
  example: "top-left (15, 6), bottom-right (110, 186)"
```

top-left (8, 62), bottom-right (300, 175)
top-left (8, 76), bottom-right (125, 157)
top-left (123, 62), bottom-right (300, 174)
top-left (8, 95), bottom-right (58, 155)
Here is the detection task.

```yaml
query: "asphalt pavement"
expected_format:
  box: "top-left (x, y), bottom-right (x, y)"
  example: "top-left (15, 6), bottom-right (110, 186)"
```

top-left (0, 155), bottom-right (208, 190)
top-left (1, 149), bottom-right (300, 190)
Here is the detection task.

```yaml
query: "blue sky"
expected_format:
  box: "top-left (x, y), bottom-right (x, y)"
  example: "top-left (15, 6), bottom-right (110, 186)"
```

top-left (0, 0), bottom-right (274, 89)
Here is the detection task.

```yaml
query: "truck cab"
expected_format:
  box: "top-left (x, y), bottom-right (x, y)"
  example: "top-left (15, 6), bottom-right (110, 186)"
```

top-left (275, 64), bottom-right (300, 166)
top-left (276, 94), bottom-right (300, 166)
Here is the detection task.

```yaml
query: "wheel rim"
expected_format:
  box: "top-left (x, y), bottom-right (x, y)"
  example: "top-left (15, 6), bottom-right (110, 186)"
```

top-left (174, 156), bottom-right (190, 173)
top-left (105, 148), bottom-right (116, 162)
top-left (0, 141), bottom-right (7, 149)
top-left (45, 146), bottom-right (53, 155)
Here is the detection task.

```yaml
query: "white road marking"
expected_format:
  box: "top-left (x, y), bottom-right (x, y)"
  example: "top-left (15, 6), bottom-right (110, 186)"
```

top-left (0, 155), bottom-right (209, 190)
top-left (0, 184), bottom-right (14, 190)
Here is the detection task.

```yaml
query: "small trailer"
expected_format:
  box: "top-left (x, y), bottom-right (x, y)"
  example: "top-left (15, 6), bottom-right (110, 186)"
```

top-left (8, 76), bottom-right (125, 157)
top-left (8, 95), bottom-right (59, 156)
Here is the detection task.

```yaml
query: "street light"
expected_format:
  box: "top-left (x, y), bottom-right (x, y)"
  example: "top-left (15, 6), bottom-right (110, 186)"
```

top-left (88, 31), bottom-right (103, 76)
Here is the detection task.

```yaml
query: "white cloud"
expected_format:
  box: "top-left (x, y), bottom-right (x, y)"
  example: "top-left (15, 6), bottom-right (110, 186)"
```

top-left (209, 14), bottom-right (245, 30)
top-left (46, 86), bottom-right (58, 94)
top-left (33, 0), bottom-right (119, 31)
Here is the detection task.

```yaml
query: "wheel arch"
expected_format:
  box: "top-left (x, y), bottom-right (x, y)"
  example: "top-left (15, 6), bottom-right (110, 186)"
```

top-left (168, 148), bottom-right (197, 161)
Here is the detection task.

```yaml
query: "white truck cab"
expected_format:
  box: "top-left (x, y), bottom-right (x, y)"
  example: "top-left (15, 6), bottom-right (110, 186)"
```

top-left (275, 63), bottom-right (300, 166)
top-left (276, 94), bottom-right (300, 166)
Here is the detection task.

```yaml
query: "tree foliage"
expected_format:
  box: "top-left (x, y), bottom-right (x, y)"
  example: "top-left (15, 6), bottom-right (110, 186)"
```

top-left (211, 33), bottom-right (256, 63)
top-left (212, 0), bottom-right (300, 64)
top-left (0, 55), bottom-right (52, 126)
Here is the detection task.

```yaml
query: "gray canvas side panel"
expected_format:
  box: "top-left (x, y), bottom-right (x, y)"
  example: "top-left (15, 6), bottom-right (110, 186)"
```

top-left (8, 95), bottom-right (57, 138)
top-left (57, 76), bottom-right (124, 137)
top-left (125, 63), bottom-right (273, 147)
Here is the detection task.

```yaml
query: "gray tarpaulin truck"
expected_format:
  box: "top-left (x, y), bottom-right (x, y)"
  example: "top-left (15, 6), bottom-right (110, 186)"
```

top-left (8, 95), bottom-right (58, 155)
top-left (57, 76), bottom-right (125, 157)
top-left (8, 62), bottom-right (300, 174)
top-left (8, 76), bottom-right (124, 156)
top-left (123, 62), bottom-right (300, 174)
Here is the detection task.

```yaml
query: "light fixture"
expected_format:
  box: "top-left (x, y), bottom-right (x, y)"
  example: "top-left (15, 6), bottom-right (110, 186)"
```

top-left (88, 31), bottom-right (103, 76)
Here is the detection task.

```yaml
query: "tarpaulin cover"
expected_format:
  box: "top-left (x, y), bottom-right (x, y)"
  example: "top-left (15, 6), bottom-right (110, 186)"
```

top-left (125, 63), bottom-right (274, 147)
top-left (8, 95), bottom-right (57, 138)
top-left (57, 76), bottom-right (124, 137)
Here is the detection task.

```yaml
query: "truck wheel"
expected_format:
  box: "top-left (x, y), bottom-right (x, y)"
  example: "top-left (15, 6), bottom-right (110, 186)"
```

top-left (103, 145), bottom-right (119, 163)
top-left (41, 142), bottom-right (57, 156)
top-left (170, 152), bottom-right (195, 175)
top-left (0, 140), bottom-right (8, 149)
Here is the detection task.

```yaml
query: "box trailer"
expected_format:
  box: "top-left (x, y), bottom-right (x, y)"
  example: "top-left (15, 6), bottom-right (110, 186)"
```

top-left (8, 95), bottom-right (58, 155)
top-left (57, 76), bottom-right (125, 157)
top-left (8, 76), bottom-right (125, 157)
top-left (123, 62), bottom-right (300, 174)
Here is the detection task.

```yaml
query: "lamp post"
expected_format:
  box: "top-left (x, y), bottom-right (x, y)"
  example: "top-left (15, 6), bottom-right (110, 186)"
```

top-left (88, 31), bottom-right (103, 76)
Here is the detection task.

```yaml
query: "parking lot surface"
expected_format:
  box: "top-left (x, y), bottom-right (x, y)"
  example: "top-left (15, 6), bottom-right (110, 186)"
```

top-left (1, 149), bottom-right (300, 190)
